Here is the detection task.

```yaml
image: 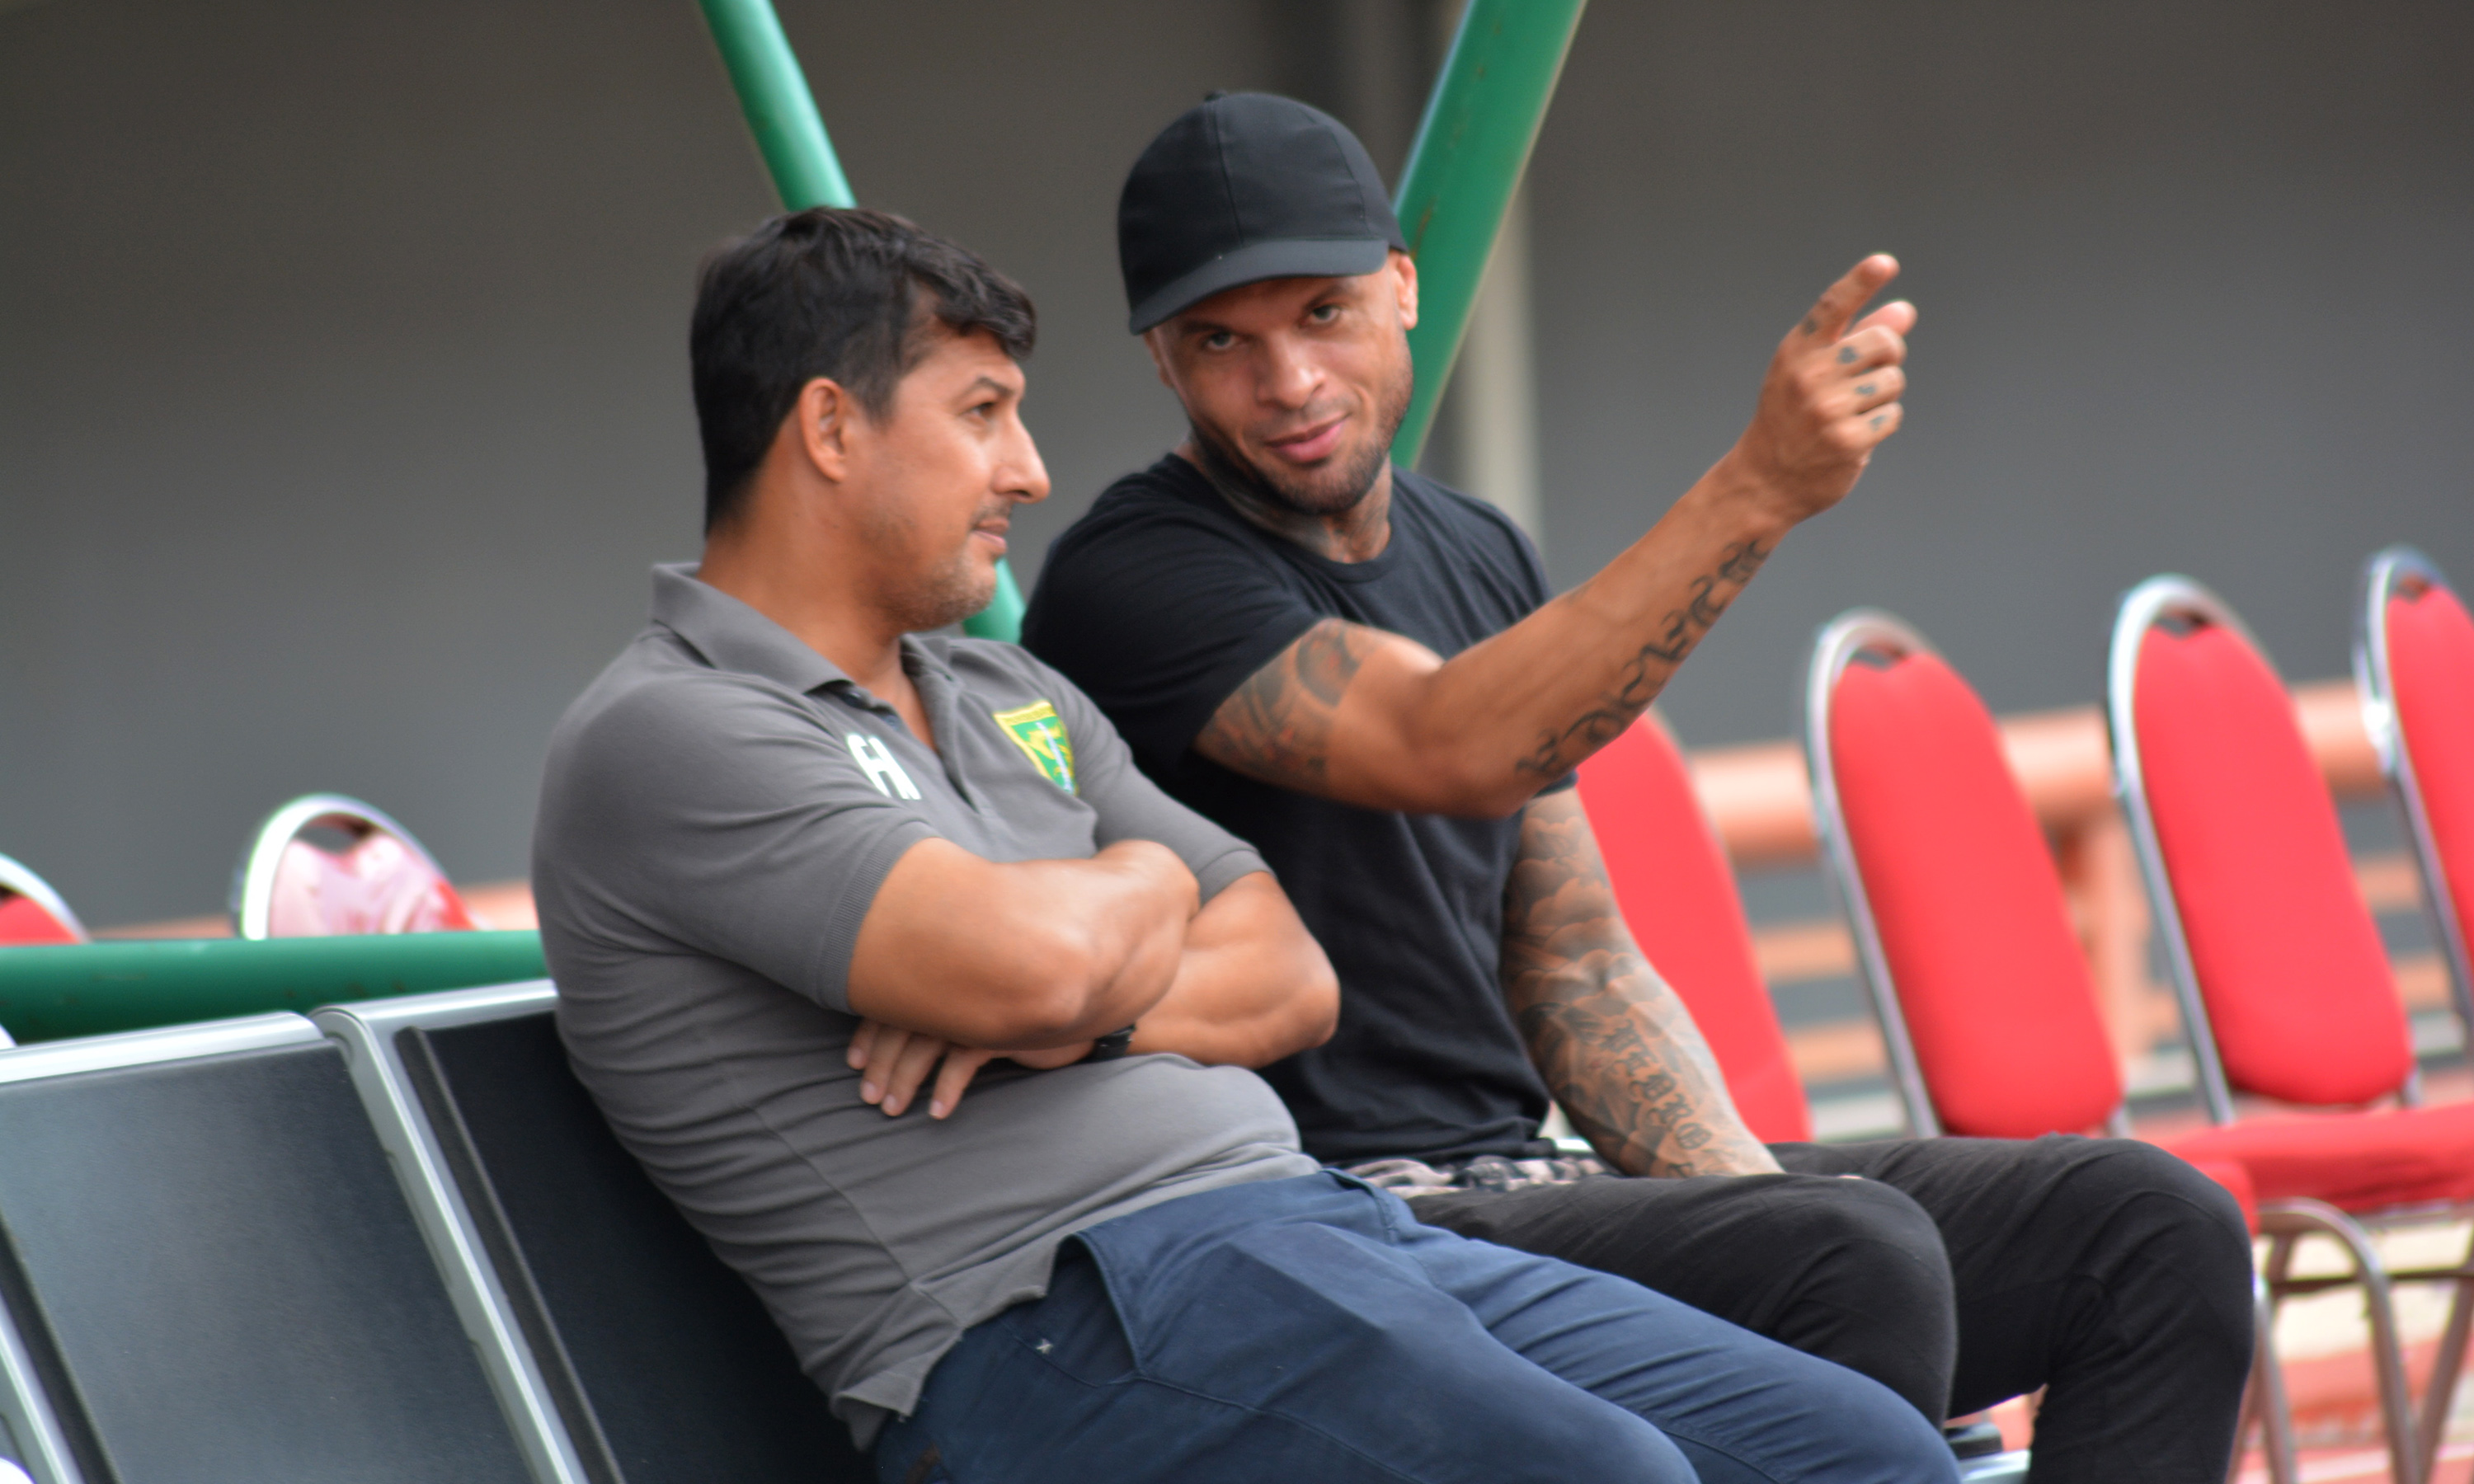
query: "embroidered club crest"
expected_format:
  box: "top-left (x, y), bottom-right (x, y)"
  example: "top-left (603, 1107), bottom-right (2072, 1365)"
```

top-left (992, 701), bottom-right (1075, 794)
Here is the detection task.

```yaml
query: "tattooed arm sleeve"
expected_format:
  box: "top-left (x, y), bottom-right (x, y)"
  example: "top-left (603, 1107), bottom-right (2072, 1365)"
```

top-left (1187, 535), bottom-right (1773, 817)
top-left (1499, 790), bottom-right (1781, 1177)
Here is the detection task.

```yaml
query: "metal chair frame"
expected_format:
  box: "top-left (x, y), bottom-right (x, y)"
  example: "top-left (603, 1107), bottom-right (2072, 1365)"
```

top-left (0, 855), bottom-right (86, 946)
top-left (313, 983), bottom-right (591, 1484)
top-left (0, 1013), bottom-right (344, 1484)
top-left (2356, 546), bottom-right (2474, 1046)
top-left (228, 793), bottom-right (458, 941)
top-left (2109, 572), bottom-right (2474, 1484)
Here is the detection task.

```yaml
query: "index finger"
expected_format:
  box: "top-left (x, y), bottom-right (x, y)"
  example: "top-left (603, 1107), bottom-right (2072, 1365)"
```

top-left (1794, 254), bottom-right (1900, 345)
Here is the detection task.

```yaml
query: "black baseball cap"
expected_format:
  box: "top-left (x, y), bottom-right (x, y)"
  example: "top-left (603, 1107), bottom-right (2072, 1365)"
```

top-left (1118, 92), bottom-right (1408, 334)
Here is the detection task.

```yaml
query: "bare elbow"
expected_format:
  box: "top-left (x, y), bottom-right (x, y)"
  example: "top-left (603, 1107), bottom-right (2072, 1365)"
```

top-left (1250, 949), bottom-right (1339, 1064)
top-left (986, 922), bottom-right (1111, 1045)
top-left (1296, 964), bottom-right (1340, 1049)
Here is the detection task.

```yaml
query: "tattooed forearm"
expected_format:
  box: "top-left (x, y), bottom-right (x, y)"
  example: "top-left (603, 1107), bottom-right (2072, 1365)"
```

top-left (1512, 538), bottom-right (1771, 779)
top-left (1499, 793), bottom-right (1779, 1178)
top-left (1197, 619), bottom-right (1367, 787)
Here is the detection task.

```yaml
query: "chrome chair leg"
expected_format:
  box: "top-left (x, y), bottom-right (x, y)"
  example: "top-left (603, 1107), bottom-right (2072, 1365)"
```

top-left (2411, 1228), bottom-right (2474, 1484)
top-left (2263, 1200), bottom-right (2420, 1484)
top-left (2236, 1270), bottom-right (2300, 1484)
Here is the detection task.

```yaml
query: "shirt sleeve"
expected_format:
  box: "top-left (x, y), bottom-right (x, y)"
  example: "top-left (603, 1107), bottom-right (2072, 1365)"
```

top-left (1030, 657), bottom-right (1269, 902)
top-left (1022, 498), bottom-right (1320, 783)
top-left (539, 670), bottom-right (939, 1014)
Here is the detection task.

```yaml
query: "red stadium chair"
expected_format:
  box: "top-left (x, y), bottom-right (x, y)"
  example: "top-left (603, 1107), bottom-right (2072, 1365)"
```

top-left (1575, 712), bottom-right (1811, 1143)
top-left (1582, 702), bottom-right (2233, 1479)
top-left (2358, 547), bottom-right (2474, 1045)
top-left (228, 795), bottom-right (478, 940)
top-left (1804, 610), bottom-right (2298, 1480)
top-left (2112, 575), bottom-right (2474, 1484)
top-left (0, 853), bottom-right (86, 949)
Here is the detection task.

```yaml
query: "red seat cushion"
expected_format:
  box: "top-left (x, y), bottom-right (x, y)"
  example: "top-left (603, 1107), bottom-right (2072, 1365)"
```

top-left (2166, 1099), bottom-right (2474, 1213)
top-left (1829, 651), bottom-right (2123, 1139)
top-left (2133, 622), bottom-right (2414, 1106)
top-left (2389, 583), bottom-right (2474, 959)
top-left (1578, 717), bottom-right (1812, 1143)
top-left (0, 894), bottom-right (79, 946)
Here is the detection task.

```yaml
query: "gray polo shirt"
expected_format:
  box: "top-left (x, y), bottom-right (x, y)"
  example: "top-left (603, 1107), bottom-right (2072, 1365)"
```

top-left (534, 564), bottom-right (1316, 1444)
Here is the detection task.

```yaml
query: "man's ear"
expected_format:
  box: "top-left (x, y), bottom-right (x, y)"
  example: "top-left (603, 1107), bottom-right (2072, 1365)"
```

top-left (1388, 249), bottom-right (1419, 332)
top-left (794, 376), bottom-right (855, 483)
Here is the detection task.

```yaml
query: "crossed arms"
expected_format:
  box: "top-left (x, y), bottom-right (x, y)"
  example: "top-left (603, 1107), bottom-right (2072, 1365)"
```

top-left (844, 839), bottom-right (1338, 1118)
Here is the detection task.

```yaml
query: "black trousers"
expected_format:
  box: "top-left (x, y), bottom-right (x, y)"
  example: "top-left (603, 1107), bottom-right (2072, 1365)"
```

top-left (1407, 1135), bottom-right (2255, 1484)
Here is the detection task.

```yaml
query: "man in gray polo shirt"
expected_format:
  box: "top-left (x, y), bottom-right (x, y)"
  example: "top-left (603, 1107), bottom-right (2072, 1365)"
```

top-left (534, 206), bottom-right (1953, 1484)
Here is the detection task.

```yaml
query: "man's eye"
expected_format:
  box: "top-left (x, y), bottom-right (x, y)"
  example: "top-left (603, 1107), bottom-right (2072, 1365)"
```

top-left (1308, 304), bottom-right (1341, 324)
top-left (1202, 332), bottom-right (1235, 351)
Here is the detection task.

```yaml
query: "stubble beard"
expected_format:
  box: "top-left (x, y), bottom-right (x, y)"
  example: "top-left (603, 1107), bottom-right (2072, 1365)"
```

top-left (868, 499), bottom-right (1005, 634)
top-left (1189, 356), bottom-right (1413, 519)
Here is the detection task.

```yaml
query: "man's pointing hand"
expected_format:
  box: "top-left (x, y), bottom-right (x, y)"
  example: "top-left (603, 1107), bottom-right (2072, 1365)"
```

top-left (1729, 253), bottom-right (1916, 525)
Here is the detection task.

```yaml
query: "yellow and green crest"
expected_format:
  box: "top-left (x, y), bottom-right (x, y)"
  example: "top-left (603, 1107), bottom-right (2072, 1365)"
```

top-left (992, 700), bottom-right (1075, 794)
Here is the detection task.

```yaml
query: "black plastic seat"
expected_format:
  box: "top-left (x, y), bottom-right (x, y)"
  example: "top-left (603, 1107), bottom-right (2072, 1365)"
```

top-left (0, 1015), bottom-right (533, 1484)
top-left (319, 987), bottom-right (863, 1483)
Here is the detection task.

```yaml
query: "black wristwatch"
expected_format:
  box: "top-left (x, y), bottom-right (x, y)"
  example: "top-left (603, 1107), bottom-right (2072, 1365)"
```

top-left (1081, 1025), bottom-right (1137, 1063)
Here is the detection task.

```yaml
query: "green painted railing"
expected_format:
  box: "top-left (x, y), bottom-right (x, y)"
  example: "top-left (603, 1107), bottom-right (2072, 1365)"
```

top-left (0, 932), bottom-right (548, 1045)
top-left (1390, 0), bottom-right (1588, 468)
top-left (696, 0), bottom-right (1026, 642)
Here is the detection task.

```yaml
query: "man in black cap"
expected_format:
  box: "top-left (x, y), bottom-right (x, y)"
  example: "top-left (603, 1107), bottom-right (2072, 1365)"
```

top-left (1019, 93), bottom-right (2256, 1482)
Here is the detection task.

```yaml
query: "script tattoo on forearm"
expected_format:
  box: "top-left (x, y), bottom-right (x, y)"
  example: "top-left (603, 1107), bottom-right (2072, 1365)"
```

top-left (1499, 794), bottom-right (1772, 1178)
top-left (1196, 618), bottom-right (1367, 787)
top-left (1513, 538), bottom-right (1771, 778)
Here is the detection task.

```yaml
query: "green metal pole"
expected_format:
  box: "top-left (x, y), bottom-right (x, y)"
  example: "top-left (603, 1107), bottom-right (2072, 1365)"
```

top-left (1389, 0), bottom-right (1587, 469)
top-left (694, 0), bottom-right (1028, 641)
top-left (0, 932), bottom-right (548, 1044)
top-left (696, 0), bottom-right (854, 209)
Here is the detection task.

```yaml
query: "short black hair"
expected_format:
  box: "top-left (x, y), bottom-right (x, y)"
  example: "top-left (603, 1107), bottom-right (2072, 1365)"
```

top-left (689, 207), bottom-right (1037, 533)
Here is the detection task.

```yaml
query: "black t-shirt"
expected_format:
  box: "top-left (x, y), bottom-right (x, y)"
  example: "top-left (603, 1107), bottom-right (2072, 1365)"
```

top-left (1022, 453), bottom-right (1569, 1166)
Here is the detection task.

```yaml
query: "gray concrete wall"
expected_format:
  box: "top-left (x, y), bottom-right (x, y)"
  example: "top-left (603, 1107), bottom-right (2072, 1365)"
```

top-left (2, 1), bottom-right (2467, 924)
top-left (0, 0), bottom-right (1286, 923)
top-left (1523, 2), bottom-right (2474, 746)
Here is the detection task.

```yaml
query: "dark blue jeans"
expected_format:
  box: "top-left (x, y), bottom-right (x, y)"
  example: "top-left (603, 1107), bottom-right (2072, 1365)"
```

top-left (874, 1172), bottom-right (1955, 1484)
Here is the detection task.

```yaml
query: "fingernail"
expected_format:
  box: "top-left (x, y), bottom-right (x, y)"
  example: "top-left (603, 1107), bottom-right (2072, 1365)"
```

top-left (929, 1100), bottom-right (948, 1119)
top-left (860, 1081), bottom-right (880, 1102)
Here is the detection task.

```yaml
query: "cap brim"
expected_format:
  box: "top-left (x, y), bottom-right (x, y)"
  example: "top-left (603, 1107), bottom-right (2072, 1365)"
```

top-left (1127, 237), bottom-right (1394, 333)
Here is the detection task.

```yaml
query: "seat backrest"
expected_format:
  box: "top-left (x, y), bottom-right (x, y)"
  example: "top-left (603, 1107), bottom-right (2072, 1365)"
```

top-left (1575, 715), bottom-right (1811, 1143)
top-left (232, 794), bottom-right (476, 939)
top-left (2361, 547), bottom-right (2474, 1028)
top-left (2111, 576), bottom-right (2413, 1114)
top-left (0, 1015), bottom-right (532, 1484)
top-left (317, 989), bottom-right (862, 1484)
top-left (0, 858), bottom-right (82, 948)
top-left (1809, 613), bottom-right (2124, 1140)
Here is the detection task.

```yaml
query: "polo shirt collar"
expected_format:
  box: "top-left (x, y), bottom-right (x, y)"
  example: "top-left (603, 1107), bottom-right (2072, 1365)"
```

top-left (644, 561), bottom-right (844, 696)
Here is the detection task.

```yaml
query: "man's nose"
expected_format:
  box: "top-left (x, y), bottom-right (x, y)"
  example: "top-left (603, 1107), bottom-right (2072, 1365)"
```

top-left (1257, 336), bottom-right (1320, 410)
top-left (1000, 417), bottom-right (1051, 505)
